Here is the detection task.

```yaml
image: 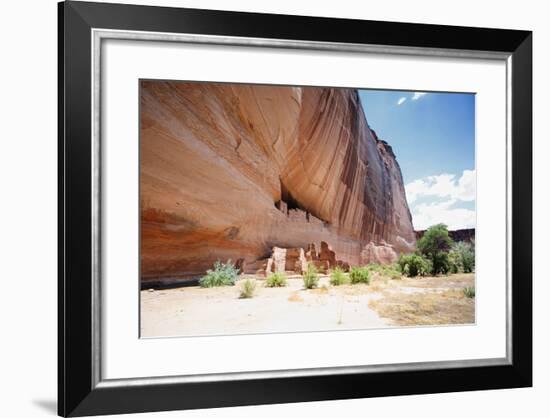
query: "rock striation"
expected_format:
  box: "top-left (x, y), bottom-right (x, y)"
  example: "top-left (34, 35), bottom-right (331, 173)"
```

top-left (140, 81), bottom-right (416, 282)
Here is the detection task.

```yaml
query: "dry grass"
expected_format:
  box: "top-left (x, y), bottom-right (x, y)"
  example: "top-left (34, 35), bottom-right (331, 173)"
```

top-left (368, 288), bottom-right (475, 326)
top-left (288, 292), bottom-right (304, 302)
top-left (398, 273), bottom-right (474, 289)
top-left (310, 285), bottom-right (330, 295)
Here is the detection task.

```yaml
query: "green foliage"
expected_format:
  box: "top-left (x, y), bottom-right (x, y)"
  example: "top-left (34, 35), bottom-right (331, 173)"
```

top-left (265, 272), bottom-right (287, 288)
top-left (199, 260), bottom-right (239, 288)
top-left (349, 266), bottom-right (371, 284)
top-left (302, 264), bottom-right (319, 289)
top-left (365, 263), bottom-right (402, 280)
top-left (397, 254), bottom-right (432, 277)
top-left (451, 241), bottom-right (475, 273)
top-left (239, 279), bottom-right (257, 299)
top-left (432, 252), bottom-right (450, 275)
top-left (417, 224), bottom-right (454, 275)
top-left (448, 250), bottom-right (462, 274)
top-left (463, 286), bottom-right (475, 298)
top-left (386, 266), bottom-right (403, 280)
top-left (329, 267), bottom-right (348, 286)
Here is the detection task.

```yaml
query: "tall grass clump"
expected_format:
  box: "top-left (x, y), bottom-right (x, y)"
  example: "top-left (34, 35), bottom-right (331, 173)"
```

top-left (463, 286), bottom-right (475, 298)
top-left (302, 264), bottom-right (319, 289)
top-left (265, 272), bottom-right (287, 288)
top-left (199, 260), bottom-right (239, 288)
top-left (239, 279), bottom-right (257, 299)
top-left (349, 266), bottom-right (371, 284)
top-left (329, 267), bottom-right (347, 286)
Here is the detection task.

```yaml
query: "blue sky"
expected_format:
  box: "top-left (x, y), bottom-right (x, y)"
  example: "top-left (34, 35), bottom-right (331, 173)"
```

top-left (358, 89), bottom-right (475, 231)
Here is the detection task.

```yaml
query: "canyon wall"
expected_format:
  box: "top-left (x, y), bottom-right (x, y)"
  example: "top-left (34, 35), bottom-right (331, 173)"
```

top-left (140, 81), bottom-right (416, 282)
top-left (415, 228), bottom-right (475, 243)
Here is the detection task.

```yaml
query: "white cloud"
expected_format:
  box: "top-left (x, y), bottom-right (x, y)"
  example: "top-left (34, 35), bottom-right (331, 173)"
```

top-left (405, 170), bottom-right (476, 230)
top-left (412, 92), bottom-right (428, 100)
top-left (397, 97), bottom-right (407, 105)
top-left (405, 170), bottom-right (476, 204)
top-left (410, 199), bottom-right (475, 230)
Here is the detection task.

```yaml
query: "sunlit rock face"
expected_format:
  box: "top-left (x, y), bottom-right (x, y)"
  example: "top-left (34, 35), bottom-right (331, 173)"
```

top-left (140, 81), bottom-right (416, 282)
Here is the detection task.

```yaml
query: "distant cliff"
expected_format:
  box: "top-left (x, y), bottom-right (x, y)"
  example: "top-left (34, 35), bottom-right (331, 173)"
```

top-left (415, 228), bottom-right (475, 243)
top-left (140, 81), bottom-right (416, 281)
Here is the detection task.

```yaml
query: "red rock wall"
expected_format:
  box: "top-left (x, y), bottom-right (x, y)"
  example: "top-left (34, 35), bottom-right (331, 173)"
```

top-left (140, 81), bottom-right (416, 281)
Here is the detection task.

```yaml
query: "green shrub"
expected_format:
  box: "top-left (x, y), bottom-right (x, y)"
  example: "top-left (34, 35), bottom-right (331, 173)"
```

top-left (329, 267), bottom-right (347, 286)
top-left (397, 254), bottom-right (432, 277)
top-left (239, 279), bottom-right (257, 298)
top-left (302, 264), bottom-right (319, 289)
top-left (432, 252), bottom-right (450, 275)
top-left (448, 250), bottom-right (462, 274)
top-left (366, 263), bottom-right (402, 280)
top-left (199, 260), bottom-right (239, 287)
top-left (451, 241), bottom-right (475, 273)
top-left (265, 272), bottom-right (287, 288)
top-left (386, 267), bottom-right (403, 280)
top-left (463, 286), bottom-right (475, 298)
top-left (349, 266), bottom-right (371, 284)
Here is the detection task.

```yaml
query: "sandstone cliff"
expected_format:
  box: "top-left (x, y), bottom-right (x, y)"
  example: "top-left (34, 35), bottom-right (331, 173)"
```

top-left (140, 81), bottom-right (416, 282)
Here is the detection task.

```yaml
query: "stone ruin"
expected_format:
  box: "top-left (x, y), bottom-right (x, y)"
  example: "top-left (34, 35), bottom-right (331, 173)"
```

top-left (234, 241), bottom-right (399, 277)
top-left (256, 241), bottom-right (350, 276)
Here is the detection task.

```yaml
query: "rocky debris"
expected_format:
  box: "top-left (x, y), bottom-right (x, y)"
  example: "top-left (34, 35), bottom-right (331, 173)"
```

top-left (360, 242), bottom-right (398, 265)
top-left (140, 81), bottom-right (416, 281)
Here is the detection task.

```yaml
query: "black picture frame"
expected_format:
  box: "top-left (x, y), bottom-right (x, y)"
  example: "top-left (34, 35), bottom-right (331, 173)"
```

top-left (58, 1), bottom-right (532, 416)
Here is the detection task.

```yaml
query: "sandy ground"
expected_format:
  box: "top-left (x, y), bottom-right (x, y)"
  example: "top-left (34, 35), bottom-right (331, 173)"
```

top-left (140, 273), bottom-right (475, 338)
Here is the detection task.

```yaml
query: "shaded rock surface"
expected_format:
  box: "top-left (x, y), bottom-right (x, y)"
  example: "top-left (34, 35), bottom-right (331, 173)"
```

top-left (140, 81), bottom-right (416, 281)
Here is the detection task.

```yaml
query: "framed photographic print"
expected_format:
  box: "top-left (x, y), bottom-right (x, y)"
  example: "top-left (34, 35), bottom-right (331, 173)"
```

top-left (58, 1), bottom-right (532, 416)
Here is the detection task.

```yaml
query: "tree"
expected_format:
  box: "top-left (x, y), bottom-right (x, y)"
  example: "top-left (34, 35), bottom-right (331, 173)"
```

top-left (417, 224), bottom-right (454, 275)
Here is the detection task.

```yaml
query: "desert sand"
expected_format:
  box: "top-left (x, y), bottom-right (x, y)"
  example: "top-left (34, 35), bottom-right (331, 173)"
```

top-left (140, 274), bottom-right (475, 338)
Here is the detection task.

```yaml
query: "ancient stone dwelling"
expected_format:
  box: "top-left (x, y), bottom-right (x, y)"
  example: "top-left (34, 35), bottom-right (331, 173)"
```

top-left (260, 241), bottom-right (346, 276)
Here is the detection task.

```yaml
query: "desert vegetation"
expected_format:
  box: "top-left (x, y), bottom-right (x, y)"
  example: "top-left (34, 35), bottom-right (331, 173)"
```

top-left (397, 254), bottom-right (432, 277)
top-left (239, 278), bottom-right (257, 299)
top-left (302, 264), bottom-right (320, 289)
top-left (368, 285), bottom-right (475, 326)
top-left (398, 224), bottom-right (475, 277)
top-left (199, 260), bottom-right (239, 288)
top-left (349, 266), bottom-right (371, 285)
top-left (463, 286), bottom-right (475, 298)
top-left (329, 267), bottom-right (348, 286)
top-left (265, 272), bottom-right (287, 288)
top-left (142, 223), bottom-right (475, 336)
